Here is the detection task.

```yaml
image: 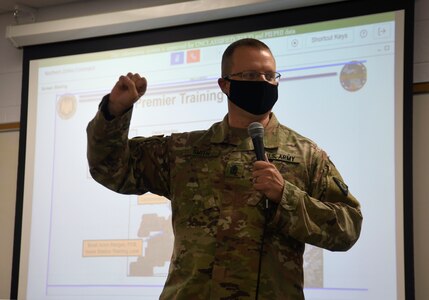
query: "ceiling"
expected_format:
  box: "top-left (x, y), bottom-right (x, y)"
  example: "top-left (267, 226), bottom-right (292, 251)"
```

top-left (0, 0), bottom-right (87, 14)
top-left (0, 0), bottom-right (195, 19)
top-left (3, 0), bottom-right (346, 46)
top-left (0, 0), bottom-right (343, 16)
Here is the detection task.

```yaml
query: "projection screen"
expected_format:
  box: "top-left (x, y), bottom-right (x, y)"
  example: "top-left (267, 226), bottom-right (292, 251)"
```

top-left (13, 5), bottom-right (413, 300)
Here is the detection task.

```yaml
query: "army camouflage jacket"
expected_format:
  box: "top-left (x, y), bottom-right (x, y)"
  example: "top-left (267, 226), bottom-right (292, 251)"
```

top-left (87, 97), bottom-right (362, 300)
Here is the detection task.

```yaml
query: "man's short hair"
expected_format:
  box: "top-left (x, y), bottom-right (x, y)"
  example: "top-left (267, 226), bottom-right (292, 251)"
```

top-left (221, 38), bottom-right (273, 77)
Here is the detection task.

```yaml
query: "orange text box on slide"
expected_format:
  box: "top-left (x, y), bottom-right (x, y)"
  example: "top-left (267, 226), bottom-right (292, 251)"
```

top-left (82, 239), bottom-right (142, 257)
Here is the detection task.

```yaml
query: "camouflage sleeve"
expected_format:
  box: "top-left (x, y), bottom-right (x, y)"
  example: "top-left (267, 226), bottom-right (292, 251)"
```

top-left (271, 149), bottom-right (362, 251)
top-left (86, 95), bottom-right (170, 197)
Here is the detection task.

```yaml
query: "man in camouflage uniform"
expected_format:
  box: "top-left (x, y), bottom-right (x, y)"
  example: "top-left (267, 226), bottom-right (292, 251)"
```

top-left (87, 38), bottom-right (362, 299)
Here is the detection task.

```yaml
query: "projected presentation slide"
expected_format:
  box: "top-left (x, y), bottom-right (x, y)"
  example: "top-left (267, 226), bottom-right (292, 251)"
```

top-left (20, 11), bottom-right (402, 300)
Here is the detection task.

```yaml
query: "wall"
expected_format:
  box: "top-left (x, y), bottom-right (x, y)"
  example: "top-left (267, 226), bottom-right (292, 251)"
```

top-left (413, 93), bottom-right (429, 300)
top-left (0, 130), bottom-right (19, 299)
top-left (0, 13), bottom-right (21, 124)
top-left (0, 0), bottom-right (428, 299)
top-left (414, 0), bottom-right (429, 83)
top-left (412, 1), bottom-right (429, 298)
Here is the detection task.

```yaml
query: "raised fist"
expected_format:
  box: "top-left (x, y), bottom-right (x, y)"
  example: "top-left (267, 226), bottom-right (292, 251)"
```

top-left (108, 72), bottom-right (147, 116)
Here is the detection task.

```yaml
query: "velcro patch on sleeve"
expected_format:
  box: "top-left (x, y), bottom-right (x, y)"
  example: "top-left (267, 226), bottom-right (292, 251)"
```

top-left (333, 177), bottom-right (348, 196)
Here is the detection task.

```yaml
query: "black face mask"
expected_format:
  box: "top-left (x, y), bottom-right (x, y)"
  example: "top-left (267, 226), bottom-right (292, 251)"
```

top-left (227, 79), bottom-right (278, 115)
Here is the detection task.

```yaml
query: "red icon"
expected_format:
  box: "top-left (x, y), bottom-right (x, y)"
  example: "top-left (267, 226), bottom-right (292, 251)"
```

top-left (187, 49), bottom-right (200, 63)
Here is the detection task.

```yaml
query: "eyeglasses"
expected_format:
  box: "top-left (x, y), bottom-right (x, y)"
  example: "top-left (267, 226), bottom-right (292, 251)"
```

top-left (223, 71), bottom-right (281, 83)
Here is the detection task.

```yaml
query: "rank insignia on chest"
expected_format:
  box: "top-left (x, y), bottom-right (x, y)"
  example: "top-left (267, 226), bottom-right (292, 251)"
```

top-left (225, 161), bottom-right (244, 178)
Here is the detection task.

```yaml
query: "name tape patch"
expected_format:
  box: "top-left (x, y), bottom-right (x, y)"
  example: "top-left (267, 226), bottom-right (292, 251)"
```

top-left (267, 153), bottom-right (301, 164)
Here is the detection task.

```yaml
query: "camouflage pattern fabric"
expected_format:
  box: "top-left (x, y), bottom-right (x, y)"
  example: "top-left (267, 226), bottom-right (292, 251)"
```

top-left (87, 95), bottom-right (363, 300)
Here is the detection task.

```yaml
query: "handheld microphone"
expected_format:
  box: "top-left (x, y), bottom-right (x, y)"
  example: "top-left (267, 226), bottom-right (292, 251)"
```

top-left (247, 122), bottom-right (265, 161)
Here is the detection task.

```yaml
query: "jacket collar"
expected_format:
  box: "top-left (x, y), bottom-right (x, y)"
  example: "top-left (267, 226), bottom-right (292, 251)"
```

top-left (210, 113), bottom-right (280, 150)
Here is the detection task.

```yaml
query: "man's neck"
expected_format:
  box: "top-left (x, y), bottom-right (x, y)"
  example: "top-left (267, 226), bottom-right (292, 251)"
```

top-left (228, 112), bottom-right (270, 129)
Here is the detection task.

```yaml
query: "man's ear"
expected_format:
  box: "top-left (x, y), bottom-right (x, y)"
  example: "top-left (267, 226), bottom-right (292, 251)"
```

top-left (218, 78), bottom-right (229, 95)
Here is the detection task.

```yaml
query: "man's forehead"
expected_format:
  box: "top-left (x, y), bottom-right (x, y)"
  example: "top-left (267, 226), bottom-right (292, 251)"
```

top-left (231, 46), bottom-right (276, 68)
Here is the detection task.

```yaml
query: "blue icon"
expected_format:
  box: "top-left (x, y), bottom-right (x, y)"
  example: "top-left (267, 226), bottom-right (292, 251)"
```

top-left (171, 52), bottom-right (184, 65)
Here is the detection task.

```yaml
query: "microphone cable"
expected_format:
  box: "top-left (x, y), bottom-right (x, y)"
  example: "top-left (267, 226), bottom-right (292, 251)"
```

top-left (255, 198), bottom-right (270, 300)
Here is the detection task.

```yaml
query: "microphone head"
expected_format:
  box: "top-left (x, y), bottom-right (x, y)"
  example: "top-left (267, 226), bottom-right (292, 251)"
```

top-left (247, 122), bottom-right (264, 139)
